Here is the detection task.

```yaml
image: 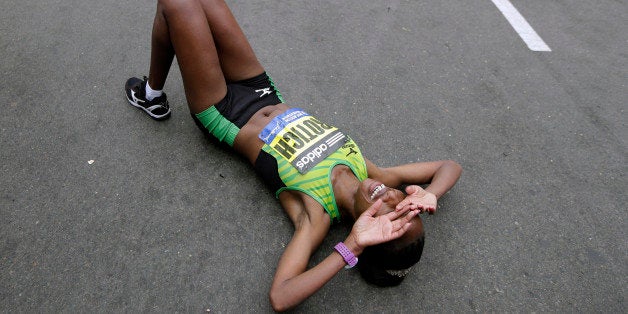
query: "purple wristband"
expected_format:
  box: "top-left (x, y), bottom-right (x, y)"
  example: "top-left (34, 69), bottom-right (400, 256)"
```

top-left (334, 242), bottom-right (358, 269)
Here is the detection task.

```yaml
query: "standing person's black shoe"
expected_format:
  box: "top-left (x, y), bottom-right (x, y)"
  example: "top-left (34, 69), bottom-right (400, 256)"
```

top-left (125, 76), bottom-right (171, 120)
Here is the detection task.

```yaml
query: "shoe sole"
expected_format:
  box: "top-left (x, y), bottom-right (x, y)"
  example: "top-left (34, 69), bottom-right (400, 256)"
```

top-left (126, 95), bottom-right (171, 121)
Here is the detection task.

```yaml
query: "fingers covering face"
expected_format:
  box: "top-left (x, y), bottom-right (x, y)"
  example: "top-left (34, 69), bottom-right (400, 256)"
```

top-left (364, 199), bottom-right (383, 217)
top-left (388, 209), bottom-right (418, 229)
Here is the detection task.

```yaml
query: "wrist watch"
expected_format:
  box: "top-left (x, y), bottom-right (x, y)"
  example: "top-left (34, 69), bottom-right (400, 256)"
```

top-left (334, 242), bottom-right (358, 269)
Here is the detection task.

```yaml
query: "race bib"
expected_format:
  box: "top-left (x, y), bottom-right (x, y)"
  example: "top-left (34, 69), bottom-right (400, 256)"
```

top-left (259, 108), bottom-right (347, 174)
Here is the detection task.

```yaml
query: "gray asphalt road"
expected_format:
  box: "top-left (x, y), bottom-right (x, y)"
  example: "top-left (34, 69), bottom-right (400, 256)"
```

top-left (1, 0), bottom-right (626, 312)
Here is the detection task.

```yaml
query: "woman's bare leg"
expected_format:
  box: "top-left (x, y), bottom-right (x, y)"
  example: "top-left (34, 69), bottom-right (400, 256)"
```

top-left (146, 0), bottom-right (265, 114)
top-left (147, 4), bottom-right (175, 91)
top-left (198, 0), bottom-right (264, 82)
top-left (155, 0), bottom-right (227, 113)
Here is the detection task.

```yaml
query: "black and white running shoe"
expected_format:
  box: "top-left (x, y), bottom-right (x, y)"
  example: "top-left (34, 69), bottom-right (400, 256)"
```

top-left (125, 76), bottom-right (171, 120)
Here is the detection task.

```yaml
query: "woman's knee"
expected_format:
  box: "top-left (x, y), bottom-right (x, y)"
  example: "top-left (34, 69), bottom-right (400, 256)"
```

top-left (157, 0), bottom-right (199, 16)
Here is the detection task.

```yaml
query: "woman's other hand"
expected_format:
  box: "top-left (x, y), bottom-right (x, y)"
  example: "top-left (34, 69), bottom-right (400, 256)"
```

top-left (396, 185), bottom-right (437, 214)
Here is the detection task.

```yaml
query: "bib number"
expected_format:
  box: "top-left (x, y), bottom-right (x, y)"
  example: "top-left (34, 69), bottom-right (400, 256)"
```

top-left (259, 109), bottom-right (347, 174)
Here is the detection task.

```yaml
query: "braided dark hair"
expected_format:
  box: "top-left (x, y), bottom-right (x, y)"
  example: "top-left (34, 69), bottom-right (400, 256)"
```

top-left (358, 233), bottom-right (425, 287)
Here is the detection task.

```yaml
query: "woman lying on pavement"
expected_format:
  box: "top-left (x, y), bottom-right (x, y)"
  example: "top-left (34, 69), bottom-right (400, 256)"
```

top-left (124, 0), bottom-right (462, 311)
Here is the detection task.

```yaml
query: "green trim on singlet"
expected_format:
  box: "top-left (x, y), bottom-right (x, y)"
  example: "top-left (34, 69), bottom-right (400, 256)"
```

top-left (262, 138), bottom-right (368, 223)
top-left (195, 106), bottom-right (239, 146)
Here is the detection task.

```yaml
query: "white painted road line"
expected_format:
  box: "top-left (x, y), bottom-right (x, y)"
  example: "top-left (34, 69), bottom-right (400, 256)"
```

top-left (491, 0), bottom-right (551, 51)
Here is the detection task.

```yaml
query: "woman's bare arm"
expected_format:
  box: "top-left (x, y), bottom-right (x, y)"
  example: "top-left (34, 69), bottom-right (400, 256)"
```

top-left (269, 199), bottom-right (417, 311)
top-left (366, 159), bottom-right (462, 199)
top-left (366, 159), bottom-right (462, 213)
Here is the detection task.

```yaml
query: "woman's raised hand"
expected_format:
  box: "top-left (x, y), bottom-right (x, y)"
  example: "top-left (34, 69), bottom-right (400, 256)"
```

top-left (347, 199), bottom-right (418, 253)
top-left (396, 185), bottom-right (437, 214)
